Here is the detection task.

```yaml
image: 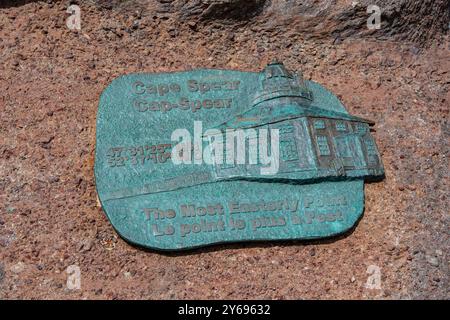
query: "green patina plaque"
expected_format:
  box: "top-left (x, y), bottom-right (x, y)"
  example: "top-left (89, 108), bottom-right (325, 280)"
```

top-left (94, 61), bottom-right (384, 251)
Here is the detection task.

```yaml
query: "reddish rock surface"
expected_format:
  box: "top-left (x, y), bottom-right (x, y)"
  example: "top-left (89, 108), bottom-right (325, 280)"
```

top-left (0, 0), bottom-right (448, 299)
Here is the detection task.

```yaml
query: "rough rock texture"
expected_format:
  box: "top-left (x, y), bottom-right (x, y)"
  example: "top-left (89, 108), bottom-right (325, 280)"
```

top-left (170, 0), bottom-right (450, 44)
top-left (0, 0), bottom-right (448, 299)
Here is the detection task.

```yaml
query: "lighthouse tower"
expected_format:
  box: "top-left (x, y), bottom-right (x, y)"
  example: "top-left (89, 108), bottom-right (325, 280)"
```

top-left (252, 60), bottom-right (313, 108)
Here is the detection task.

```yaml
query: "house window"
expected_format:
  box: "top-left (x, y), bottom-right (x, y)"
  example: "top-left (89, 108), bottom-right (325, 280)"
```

top-left (280, 140), bottom-right (298, 161)
top-left (313, 119), bottom-right (326, 130)
top-left (356, 123), bottom-right (367, 133)
top-left (336, 140), bottom-right (352, 158)
top-left (278, 124), bottom-right (294, 134)
top-left (365, 138), bottom-right (377, 155)
top-left (336, 122), bottom-right (347, 131)
top-left (316, 136), bottom-right (331, 156)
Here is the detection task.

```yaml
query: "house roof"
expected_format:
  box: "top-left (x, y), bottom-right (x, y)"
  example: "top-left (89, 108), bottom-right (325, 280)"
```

top-left (207, 100), bottom-right (374, 132)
